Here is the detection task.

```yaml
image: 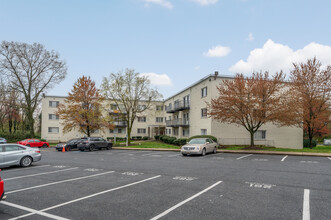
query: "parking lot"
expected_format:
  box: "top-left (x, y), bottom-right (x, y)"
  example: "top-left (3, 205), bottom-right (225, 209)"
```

top-left (0, 149), bottom-right (330, 220)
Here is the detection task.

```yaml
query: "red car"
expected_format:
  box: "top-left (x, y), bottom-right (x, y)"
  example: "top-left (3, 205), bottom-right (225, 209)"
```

top-left (17, 139), bottom-right (49, 148)
top-left (0, 169), bottom-right (5, 200)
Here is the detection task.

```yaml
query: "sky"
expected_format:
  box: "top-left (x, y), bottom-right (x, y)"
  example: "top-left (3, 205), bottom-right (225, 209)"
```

top-left (1, 0), bottom-right (331, 99)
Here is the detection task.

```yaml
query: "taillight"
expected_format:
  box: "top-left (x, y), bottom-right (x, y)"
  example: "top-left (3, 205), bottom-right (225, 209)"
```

top-left (35, 150), bottom-right (41, 153)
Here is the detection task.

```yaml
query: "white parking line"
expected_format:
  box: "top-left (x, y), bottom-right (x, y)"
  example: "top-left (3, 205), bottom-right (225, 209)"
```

top-left (1, 201), bottom-right (69, 220)
top-left (303, 189), bottom-right (310, 220)
top-left (150, 181), bottom-right (222, 220)
top-left (4, 167), bottom-right (79, 181)
top-left (2, 165), bottom-right (51, 172)
top-left (11, 175), bottom-right (161, 220)
top-left (236, 154), bottom-right (252, 160)
top-left (281, 155), bottom-right (288, 162)
top-left (167, 154), bottom-right (180, 157)
top-left (142, 153), bottom-right (160, 156)
top-left (6, 171), bottom-right (115, 194)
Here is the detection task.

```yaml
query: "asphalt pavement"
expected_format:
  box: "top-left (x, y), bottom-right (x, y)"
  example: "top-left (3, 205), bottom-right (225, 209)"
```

top-left (0, 149), bottom-right (330, 220)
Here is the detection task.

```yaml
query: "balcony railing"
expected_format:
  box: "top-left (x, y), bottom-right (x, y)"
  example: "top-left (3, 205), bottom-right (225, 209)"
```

top-left (109, 109), bottom-right (127, 114)
top-left (166, 118), bottom-right (189, 127)
top-left (113, 121), bottom-right (127, 127)
top-left (174, 101), bottom-right (190, 111)
top-left (166, 101), bottom-right (190, 113)
top-left (165, 105), bottom-right (175, 113)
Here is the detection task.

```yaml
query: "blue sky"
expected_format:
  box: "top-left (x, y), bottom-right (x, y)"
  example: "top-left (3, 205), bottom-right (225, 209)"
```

top-left (1, 0), bottom-right (331, 99)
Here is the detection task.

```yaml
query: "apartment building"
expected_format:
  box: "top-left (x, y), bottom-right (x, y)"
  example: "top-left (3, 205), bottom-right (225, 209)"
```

top-left (41, 72), bottom-right (303, 149)
top-left (41, 96), bottom-right (166, 143)
top-left (164, 72), bottom-right (302, 149)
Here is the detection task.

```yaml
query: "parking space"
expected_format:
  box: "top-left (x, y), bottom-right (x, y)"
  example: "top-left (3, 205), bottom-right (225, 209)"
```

top-left (0, 149), bottom-right (330, 219)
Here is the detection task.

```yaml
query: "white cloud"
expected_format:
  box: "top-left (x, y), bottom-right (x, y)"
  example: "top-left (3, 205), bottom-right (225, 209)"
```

top-left (203, 45), bottom-right (231, 57)
top-left (190, 0), bottom-right (218, 6)
top-left (246, 32), bottom-right (254, 41)
top-left (229, 39), bottom-right (331, 74)
top-left (140, 72), bottom-right (173, 86)
top-left (194, 65), bottom-right (200, 70)
top-left (144, 0), bottom-right (173, 9)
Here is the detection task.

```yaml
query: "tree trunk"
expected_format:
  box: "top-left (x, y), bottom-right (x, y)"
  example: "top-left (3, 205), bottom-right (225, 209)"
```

top-left (9, 119), bottom-right (12, 134)
top-left (87, 125), bottom-right (90, 137)
top-left (309, 135), bottom-right (313, 149)
top-left (127, 126), bottom-right (131, 146)
top-left (14, 120), bottom-right (17, 133)
top-left (250, 132), bottom-right (255, 147)
top-left (27, 111), bottom-right (35, 137)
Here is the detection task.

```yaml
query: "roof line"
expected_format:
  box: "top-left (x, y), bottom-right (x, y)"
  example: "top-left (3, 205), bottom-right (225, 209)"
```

top-left (164, 73), bottom-right (234, 101)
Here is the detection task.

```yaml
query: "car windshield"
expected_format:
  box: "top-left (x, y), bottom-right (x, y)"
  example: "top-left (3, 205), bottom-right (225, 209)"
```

top-left (188, 139), bottom-right (206, 144)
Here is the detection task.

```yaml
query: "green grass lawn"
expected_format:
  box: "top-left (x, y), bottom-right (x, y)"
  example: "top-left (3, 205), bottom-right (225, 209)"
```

top-left (114, 141), bottom-right (180, 149)
top-left (220, 145), bottom-right (331, 153)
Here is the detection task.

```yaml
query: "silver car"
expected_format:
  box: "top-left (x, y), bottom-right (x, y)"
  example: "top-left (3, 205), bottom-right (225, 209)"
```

top-left (181, 138), bottom-right (218, 156)
top-left (0, 144), bottom-right (42, 168)
top-left (0, 138), bottom-right (6, 144)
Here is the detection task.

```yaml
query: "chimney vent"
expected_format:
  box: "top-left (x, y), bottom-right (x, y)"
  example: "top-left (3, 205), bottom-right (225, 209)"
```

top-left (214, 71), bottom-right (218, 80)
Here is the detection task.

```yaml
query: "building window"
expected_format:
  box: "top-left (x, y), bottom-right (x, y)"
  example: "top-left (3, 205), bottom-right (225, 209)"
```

top-left (110, 128), bottom-right (122, 134)
top-left (49, 101), bottom-right (59, 108)
top-left (48, 127), bottom-right (59, 133)
top-left (91, 129), bottom-right (99, 134)
top-left (138, 105), bottom-right (146, 111)
top-left (48, 114), bottom-right (59, 120)
top-left (201, 108), bottom-right (207, 118)
top-left (183, 129), bottom-right (189, 137)
top-left (156, 117), bottom-right (163, 123)
top-left (111, 104), bottom-right (118, 110)
top-left (168, 129), bottom-right (171, 135)
top-left (173, 129), bottom-right (179, 136)
top-left (254, 130), bottom-right (266, 140)
top-left (183, 95), bottom-right (190, 107)
top-left (201, 87), bottom-right (207, 97)
top-left (156, 105), bottom-right (164, 111)
top-left (201, 129), bottom-right (207, 135)
top-left (138, 116), bottom-right (146, 122)
top-left (137, 128), bottom-right (146, 134)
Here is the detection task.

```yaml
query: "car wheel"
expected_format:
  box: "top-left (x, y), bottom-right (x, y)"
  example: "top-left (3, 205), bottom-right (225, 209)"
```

top-left (107, 144), bottom-right (111, 150)
top-left (26, 144), bottom-right (30, 147)
top-left (20, 156), bottom-right (33, 167)
top-left (213, 147), bottom-right (217, 154)
top-left (201, 148), bottom-right (206, 156)
top-left (89, 145), bottom-right (95, 151)
top-left (42, 144), bottom-right (47, 148)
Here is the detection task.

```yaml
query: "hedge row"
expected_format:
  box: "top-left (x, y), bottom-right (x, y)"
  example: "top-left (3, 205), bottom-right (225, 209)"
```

top-left (303, 139), bottom-right (317, 148)
top-left (132, 136), bottom-right (149, 140)
top-left (106, 136), bottom-right (149, 141)
top-left (0, 132), bottom-right (41, 143)
top-left (157, 135), bottom-right (187, 146)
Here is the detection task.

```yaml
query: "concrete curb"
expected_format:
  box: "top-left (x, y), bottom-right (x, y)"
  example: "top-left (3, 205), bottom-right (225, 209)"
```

top-left (112, 147), bottom-right (331, 157)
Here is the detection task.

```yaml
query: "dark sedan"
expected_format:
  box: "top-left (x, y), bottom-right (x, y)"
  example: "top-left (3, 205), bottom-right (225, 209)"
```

top-left (78, 137), bottom-right (112, 151)
top-left (55, 138), bottom-right (81, 151)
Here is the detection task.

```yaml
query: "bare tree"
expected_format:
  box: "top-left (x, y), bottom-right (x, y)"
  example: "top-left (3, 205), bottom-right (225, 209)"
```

top-left (101, 69), bottom-right (162, 146)
top-left (0, 41), bottom-right (67, 137)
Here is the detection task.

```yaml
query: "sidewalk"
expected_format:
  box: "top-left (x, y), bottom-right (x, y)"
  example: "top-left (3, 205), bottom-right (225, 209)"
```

top-left (113, 147), bottom-right (331, 157)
